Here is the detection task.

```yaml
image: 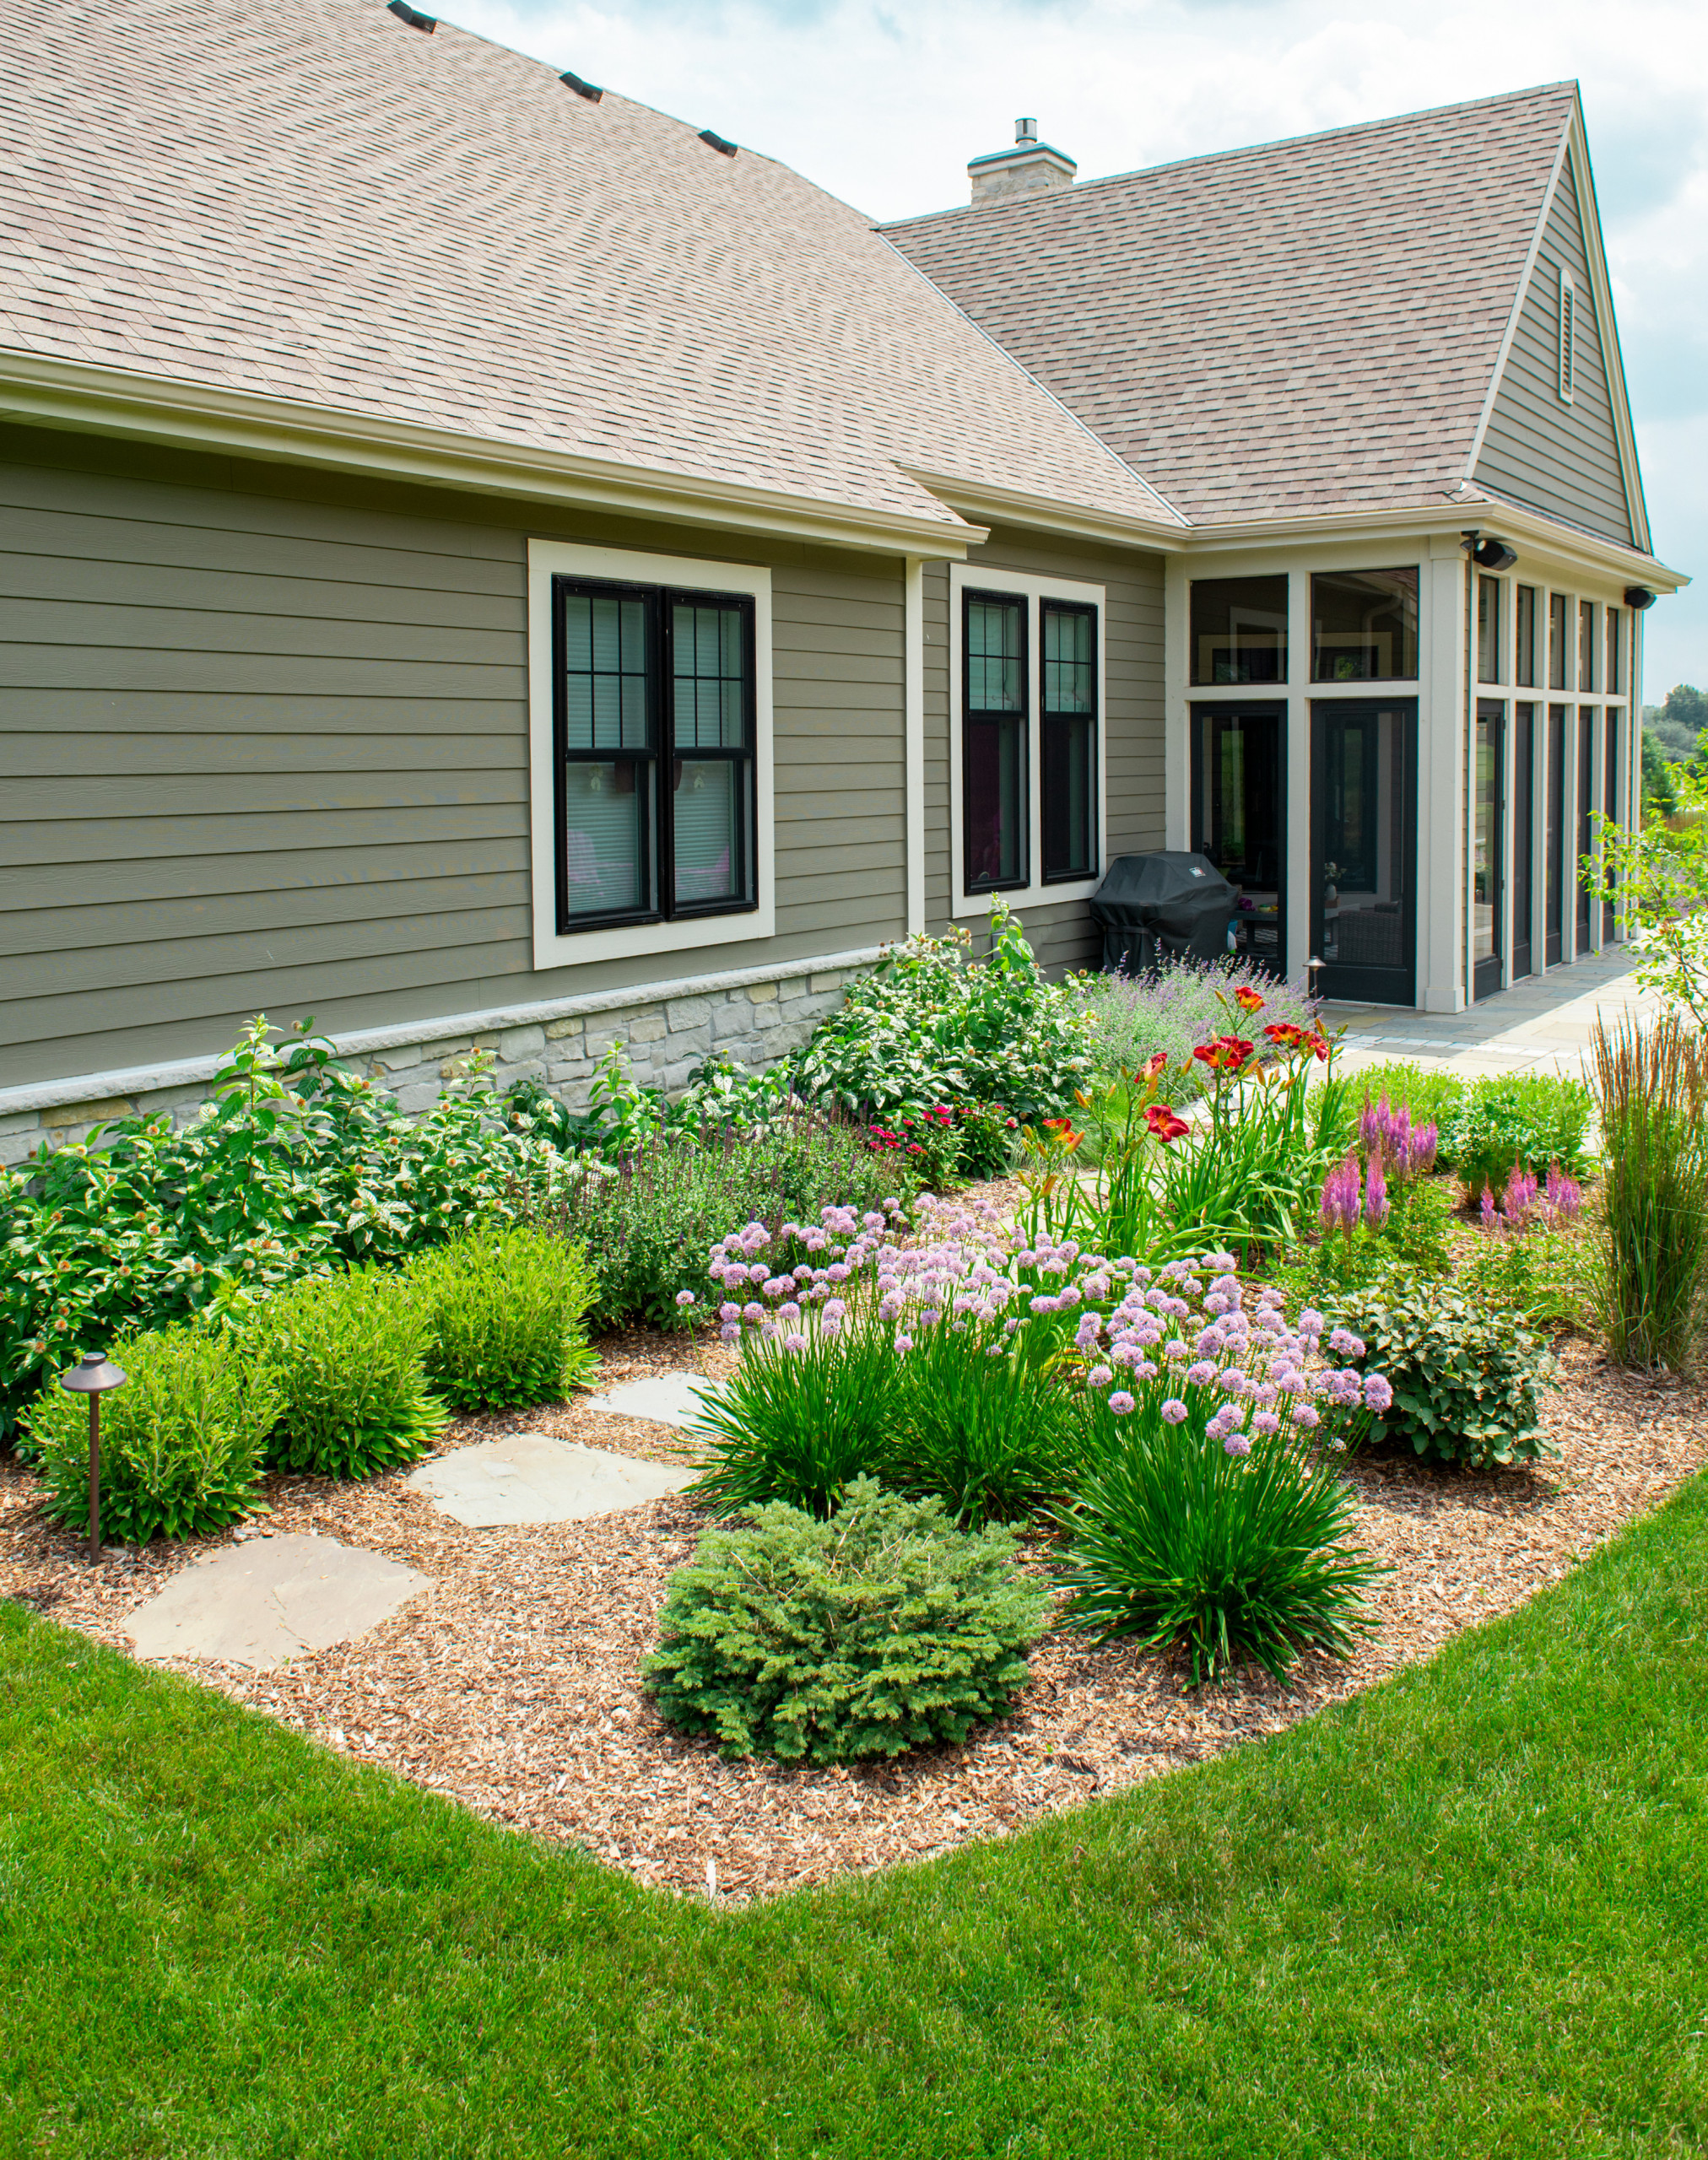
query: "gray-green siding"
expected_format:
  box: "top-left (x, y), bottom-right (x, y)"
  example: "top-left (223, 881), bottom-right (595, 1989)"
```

top-left (1474, 149), bottom-right (1639, 548)
top-left (923, 527), bottom-right (1167, 975)
top-left (0, 426), bottom-right (907, 1088)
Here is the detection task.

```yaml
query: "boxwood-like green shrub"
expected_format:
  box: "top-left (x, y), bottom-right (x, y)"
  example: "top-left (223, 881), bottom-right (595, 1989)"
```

top-left (408, 1225), bottom-right (598, 1412)
top-left (1336, 1266), bottom-right (1559, 1467)
top-left (22, 1322), bottom-right (281, 1543)
top-left (259, 1266), bottom-right (448, 1479)
top-left (1441, 1071), bottom-right (1594, 1199)
top-left (643, 1478), bottom-right (1050, 1764)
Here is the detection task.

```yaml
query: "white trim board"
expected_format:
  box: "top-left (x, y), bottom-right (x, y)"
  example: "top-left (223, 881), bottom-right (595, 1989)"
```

top-left (947, 562), bottom-right (1109, 922)
top-left (0, 945), bottom-right (889, 1119)
top-left (527, 538), bottom-right (776, 972)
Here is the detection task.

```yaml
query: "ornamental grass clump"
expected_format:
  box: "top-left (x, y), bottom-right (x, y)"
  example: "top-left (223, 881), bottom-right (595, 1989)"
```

top-left (642, 1478), bottom-right (1050, 1765)
top-left (22, 1321), bottom-right (280, 1543)
top-left (407, 1224), bottom-right (599, 1412)
top-left (258, 1266), bottom-right (449, 1480)
top-left (1585, 1011), bottom-right (1708, 1373)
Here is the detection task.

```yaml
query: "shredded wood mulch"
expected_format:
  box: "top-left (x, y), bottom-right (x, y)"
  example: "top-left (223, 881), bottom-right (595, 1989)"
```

top-left (5, 1297), bottom-right (1704, 1907)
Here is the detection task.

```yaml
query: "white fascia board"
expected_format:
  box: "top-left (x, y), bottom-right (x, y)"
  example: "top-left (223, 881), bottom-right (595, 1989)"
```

top-left (901, 468), bottom-right (1189, 548)
top-left (0, 348), bottom-right (987, 561)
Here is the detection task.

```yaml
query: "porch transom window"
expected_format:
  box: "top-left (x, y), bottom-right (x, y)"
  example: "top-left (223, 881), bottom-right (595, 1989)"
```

top-left (1311, 567), bottom-right (1419, 682)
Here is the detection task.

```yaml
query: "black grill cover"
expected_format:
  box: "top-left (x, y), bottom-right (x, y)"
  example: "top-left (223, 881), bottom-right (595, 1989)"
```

top-left (1089, 850), bottom-right (1236, 975)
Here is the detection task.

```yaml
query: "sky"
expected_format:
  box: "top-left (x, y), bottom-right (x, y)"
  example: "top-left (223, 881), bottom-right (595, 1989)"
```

top-left (451, 0), bottom-right (1708, 698)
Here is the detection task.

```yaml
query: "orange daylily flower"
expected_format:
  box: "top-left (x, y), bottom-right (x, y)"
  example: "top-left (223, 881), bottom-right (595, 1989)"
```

top-left (1234, 986), bottom-right (1266, 1012)
top-left (1192, 1034), bottom-right (1254, 1072)
top-left (1144, 1103), bottom-right (1191, 1142)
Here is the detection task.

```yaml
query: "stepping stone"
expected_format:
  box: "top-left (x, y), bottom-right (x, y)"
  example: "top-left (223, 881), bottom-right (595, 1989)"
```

top-left (581, 1373), bottom-right (720, 1432)
top-left (406, 1433), bottom-right (698, 1529)
top-left (126, 1533), bottom-right (428, 1671)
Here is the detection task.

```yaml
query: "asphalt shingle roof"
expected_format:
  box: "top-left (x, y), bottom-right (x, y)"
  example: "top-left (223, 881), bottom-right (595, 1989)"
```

top-left (0, 0), bottom-right (1178, 533)
top-left (882, 86), bottom-right (1579, 525)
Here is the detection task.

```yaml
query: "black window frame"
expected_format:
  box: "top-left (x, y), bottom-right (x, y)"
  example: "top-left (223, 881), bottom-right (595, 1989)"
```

top-left (1040, 597), bottom-right (1100, 884)
top-left (551, 574), bottom-right (757, 936)
top-left (962, 587), bottom-right (1031, 896)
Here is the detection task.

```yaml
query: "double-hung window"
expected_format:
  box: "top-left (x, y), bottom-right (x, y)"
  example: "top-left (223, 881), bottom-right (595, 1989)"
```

top-left (954, 569), bottom-right (1104, 912)
top-left (553, 577), bottom-right (756, 933)
top-left (528, 540), bottom-right (773, 971)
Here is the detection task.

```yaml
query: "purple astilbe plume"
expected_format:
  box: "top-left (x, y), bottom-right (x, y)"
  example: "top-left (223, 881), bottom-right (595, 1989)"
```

top-left (1545, 1163), bottom-right (1583, 1221)
top-left (1363, 1154), bottom-right (1390, 1229)
top-left (1478, 1185), bottom-right (1501, 1233)
top-left (1406, 1120), bottom-right (1439, 1180)
top-left (1319, 1153), bottom-right (1362, 1237)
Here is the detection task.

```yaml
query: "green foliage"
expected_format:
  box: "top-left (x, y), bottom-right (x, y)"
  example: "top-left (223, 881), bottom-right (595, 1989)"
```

top-left (1054, 1412), bottom-right (1385, 1685)
top-left (689, 1324), bottom-right (902, 1518)
top-left (1642, 683), bottom-right (1708, 764)
top-left (0, 1016), bottom-right (577, 1445)
top-left (1440, 1071), bottom-right (1593, 1199)
top-left (642, 1478), bottom-right (1050, 1765)
top-left (889, 1316), bottom-right (1089, 1526)
top-left (1278, 1177), bottom-right (1456, 1308)
top-left (1458, 1223), bottom-right (1587, 1336)
top-left (1641, 731), bottom-right (1679, 819)
top-left (507, 1046), bottom-right (805, 1160)
top-left (258, 1266), bottom-right (449, 1480)
top-left (538, 1118), bottom-right (902, 1332)
top-left (1586, 717), bottom-right (1708, 1025)
top-left (21, 1322), bottom-right (280, 1543)
top-left (795, 902), bottom-right (1095, 1125)
top-left (1335, 1267), bottom-right (1559, 1467)
top-left (861, 1100), bottom-right (1019, 1189)
top-left (407, 1226), bottom-right (599, 1413)
top-left (1074, 958), bottom-right (1321, 1101)
top-left (1585, 1012), bottom-right (1708, 1372)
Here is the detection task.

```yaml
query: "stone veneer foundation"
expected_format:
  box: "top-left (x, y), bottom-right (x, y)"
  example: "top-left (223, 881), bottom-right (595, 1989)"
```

top-left (0, 953), bottom-right (876, 1169)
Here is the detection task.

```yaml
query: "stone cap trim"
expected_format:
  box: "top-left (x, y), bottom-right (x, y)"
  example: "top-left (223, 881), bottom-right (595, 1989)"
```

top-left (0, 945), bottom-right (888, 1119)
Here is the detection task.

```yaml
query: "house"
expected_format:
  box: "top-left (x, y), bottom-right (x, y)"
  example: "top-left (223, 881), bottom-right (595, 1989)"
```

top-left (0, 3), bottom-right (1685, 1155)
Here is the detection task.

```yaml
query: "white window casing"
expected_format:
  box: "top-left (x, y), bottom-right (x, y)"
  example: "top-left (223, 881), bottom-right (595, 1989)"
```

top-left (527, 537), bottom-right (775, 970)
top-left (948, 562), bottom-right (1107, 921)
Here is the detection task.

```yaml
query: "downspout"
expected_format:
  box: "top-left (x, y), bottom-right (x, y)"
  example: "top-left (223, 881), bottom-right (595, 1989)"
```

top-left (905, 557), bottom-right (926, 936)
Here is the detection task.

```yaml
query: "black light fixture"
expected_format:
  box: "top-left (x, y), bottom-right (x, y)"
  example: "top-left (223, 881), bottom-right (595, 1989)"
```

top-left (699, 128), bottom-right (738, 157)
top-left (58, 1350), bottom-right (127, 1564)
top-left (386, 0), bottom-right (436, 28)
top-left (1469, 536), bottom-right (1518, 572)
top-left (560, 68), bottom-right (603, 101)
top-left (1624, 585), bottom-right (1657, 611)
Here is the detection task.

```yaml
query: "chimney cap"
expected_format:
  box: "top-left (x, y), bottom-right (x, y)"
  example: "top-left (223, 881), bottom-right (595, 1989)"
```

top-left (1015, 117), bottom-right (1037, 143)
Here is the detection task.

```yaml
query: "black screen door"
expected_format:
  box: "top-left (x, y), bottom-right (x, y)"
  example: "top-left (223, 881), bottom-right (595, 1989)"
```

top-left (1191, 703), bottom-right (1285, 976)
top-left (1512, 704), bottom-right (1534, 981)
top-left (1545, 705), bottom-right (1566, 966)
top-left (1473, 700), bottom-right (1505, 1002)
top-left (1311, 699), bottom-right (1417, 1004)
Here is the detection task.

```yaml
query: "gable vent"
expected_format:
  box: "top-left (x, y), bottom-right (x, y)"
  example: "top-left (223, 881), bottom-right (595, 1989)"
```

top-left (386, 0), bottom-right (436, 27)
top-left (699, 128), bottom-right (738, 157)
top-left (559, 68), bottom-right (603, 101)
top-left (1558, 266), bottom-right (1577, 404)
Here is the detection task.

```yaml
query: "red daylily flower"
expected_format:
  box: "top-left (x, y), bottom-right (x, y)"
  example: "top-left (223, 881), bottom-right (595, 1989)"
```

top-left (1144, 1104), bottom-right (1190, 1142)
top-left (1304, 1029), bottom-right (1332, 1063)
top-left (1263, 1022), bottom-right (1305, 1048)
top-left (1234, 986), bottom-right (1266, 1012)
top-left (1192, 1034), bottom-right (1254, 1072)
top-left (1142, 1050), bottom-right (1170, 1079)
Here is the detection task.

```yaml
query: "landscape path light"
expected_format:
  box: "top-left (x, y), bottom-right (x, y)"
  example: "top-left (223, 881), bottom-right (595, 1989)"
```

top-left (57, 1350), bottom-right (127, 1565)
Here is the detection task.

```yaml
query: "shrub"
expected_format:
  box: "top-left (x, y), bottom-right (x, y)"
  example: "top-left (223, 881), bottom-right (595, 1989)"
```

top-left (0, 1015), bottom-right (577, 1446)
top-left (21, 1323), bottom-right (281, 1543)
top-left (259, 1266), bottom-right (449, 1479)
top-left (689, 1320), bottom-right (901, 1518)
top-left (795, 902), bottom-right (1095, 1125)
top-left (1327, 1061), bottom-right (1465, 1154)
top-left (890, 1315), bottom-right (1089, 1526)
top-left (537, 1116), bottom-right (903, 1331)
top-left (1440, 1071), bottom-right (1594, 1198)
top-left (1054, 1412), bottom-right (1386, 1684)
top-left (1585, 1012), bottom-right (1708, 1372)
top-left (508, 1047), bottom-right (806, 1158)
top-left (1075, 958), bottom-right (1322, 1101)
top-left (1335, 1267), bottom-right (1559, 1467)
top-left (862, 1100), bottom-right (1019, 1188)
top-left (408, 1226), bottom-right (598, 1413)
top-left (642, 1479), bottom-right (1050, 1765)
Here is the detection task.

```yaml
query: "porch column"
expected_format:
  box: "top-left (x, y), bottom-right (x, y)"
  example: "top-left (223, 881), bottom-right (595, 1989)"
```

top-left (1420, 536), bottom-right (1467, 1012)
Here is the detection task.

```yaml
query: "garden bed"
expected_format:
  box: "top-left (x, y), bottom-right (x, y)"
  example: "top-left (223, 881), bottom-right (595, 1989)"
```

top-left (3, 1322), bottom-right (1700, 1905)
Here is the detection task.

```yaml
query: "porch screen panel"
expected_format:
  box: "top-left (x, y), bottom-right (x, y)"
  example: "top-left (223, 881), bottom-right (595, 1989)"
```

top-left (1516, 586), bottom-right (1538, 688)
top-left (1604, 710), bottom-right (1622, 942)
top-left (1549, 595), bottom-right (1570, 689)
top-left (1040, 600), bottom-right (1097, 881)
top-left (1311, 568), bottom-right (1419, 681)
top-left (1577, 710), bottom-right (1596, 951)
top-left (557, 585), bottom-right (655, 924)
top-left (1477, 576), bottom-right (1501, 683)
top-left (964, 593), bottom-right (1028, 890)
top-left (1606, 608), bottom-right (1624, 695)
top-left (1579, 601), bottom-right (1598, 692)
top-left (1190, 575), bottom-right (1287, 684)
top-left (670, 597), bottom-right (753, 910)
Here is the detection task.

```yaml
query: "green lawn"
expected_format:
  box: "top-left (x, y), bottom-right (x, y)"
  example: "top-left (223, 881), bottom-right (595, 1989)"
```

top-left (3, 1480), bottom-right (1706, 2159)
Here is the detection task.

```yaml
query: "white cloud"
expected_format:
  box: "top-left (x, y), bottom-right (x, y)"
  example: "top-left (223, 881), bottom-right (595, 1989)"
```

top-left (451, 0), bottom-right (1708, 685)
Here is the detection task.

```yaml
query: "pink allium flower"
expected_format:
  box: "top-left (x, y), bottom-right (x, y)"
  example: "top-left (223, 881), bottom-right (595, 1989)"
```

top-left (894, 1332), bottom-right (914, 1354)
top-left (1108, 1391), bottom-right (1137, 1415)
top-left (1295, 1404), bottom-right (1321, 1429)
top-left (1186, 1361), bottom-right (1217, 1386)
top-left (1088, 1364), bottom-right (1113, 1388)
top-left (1224, 1434), bottom-right (1253, 1456)
top-left (784, 1332), bottom-right (808, 1353)
top-left (1160, 1398), bottom-right (1189, 1423)
top-left (1363, 1373), bottom-right (1394, 1413)
top-left (719, 1323), bottom-right (740, 1342)
top-left (742, 1302), bottom-right (764, 1323)
top-left (1251, 1411), bottom-right (1281, 1435)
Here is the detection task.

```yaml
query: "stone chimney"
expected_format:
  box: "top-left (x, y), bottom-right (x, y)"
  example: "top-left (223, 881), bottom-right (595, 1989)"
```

top-left (968, 118), bottom-right (1077, 205)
